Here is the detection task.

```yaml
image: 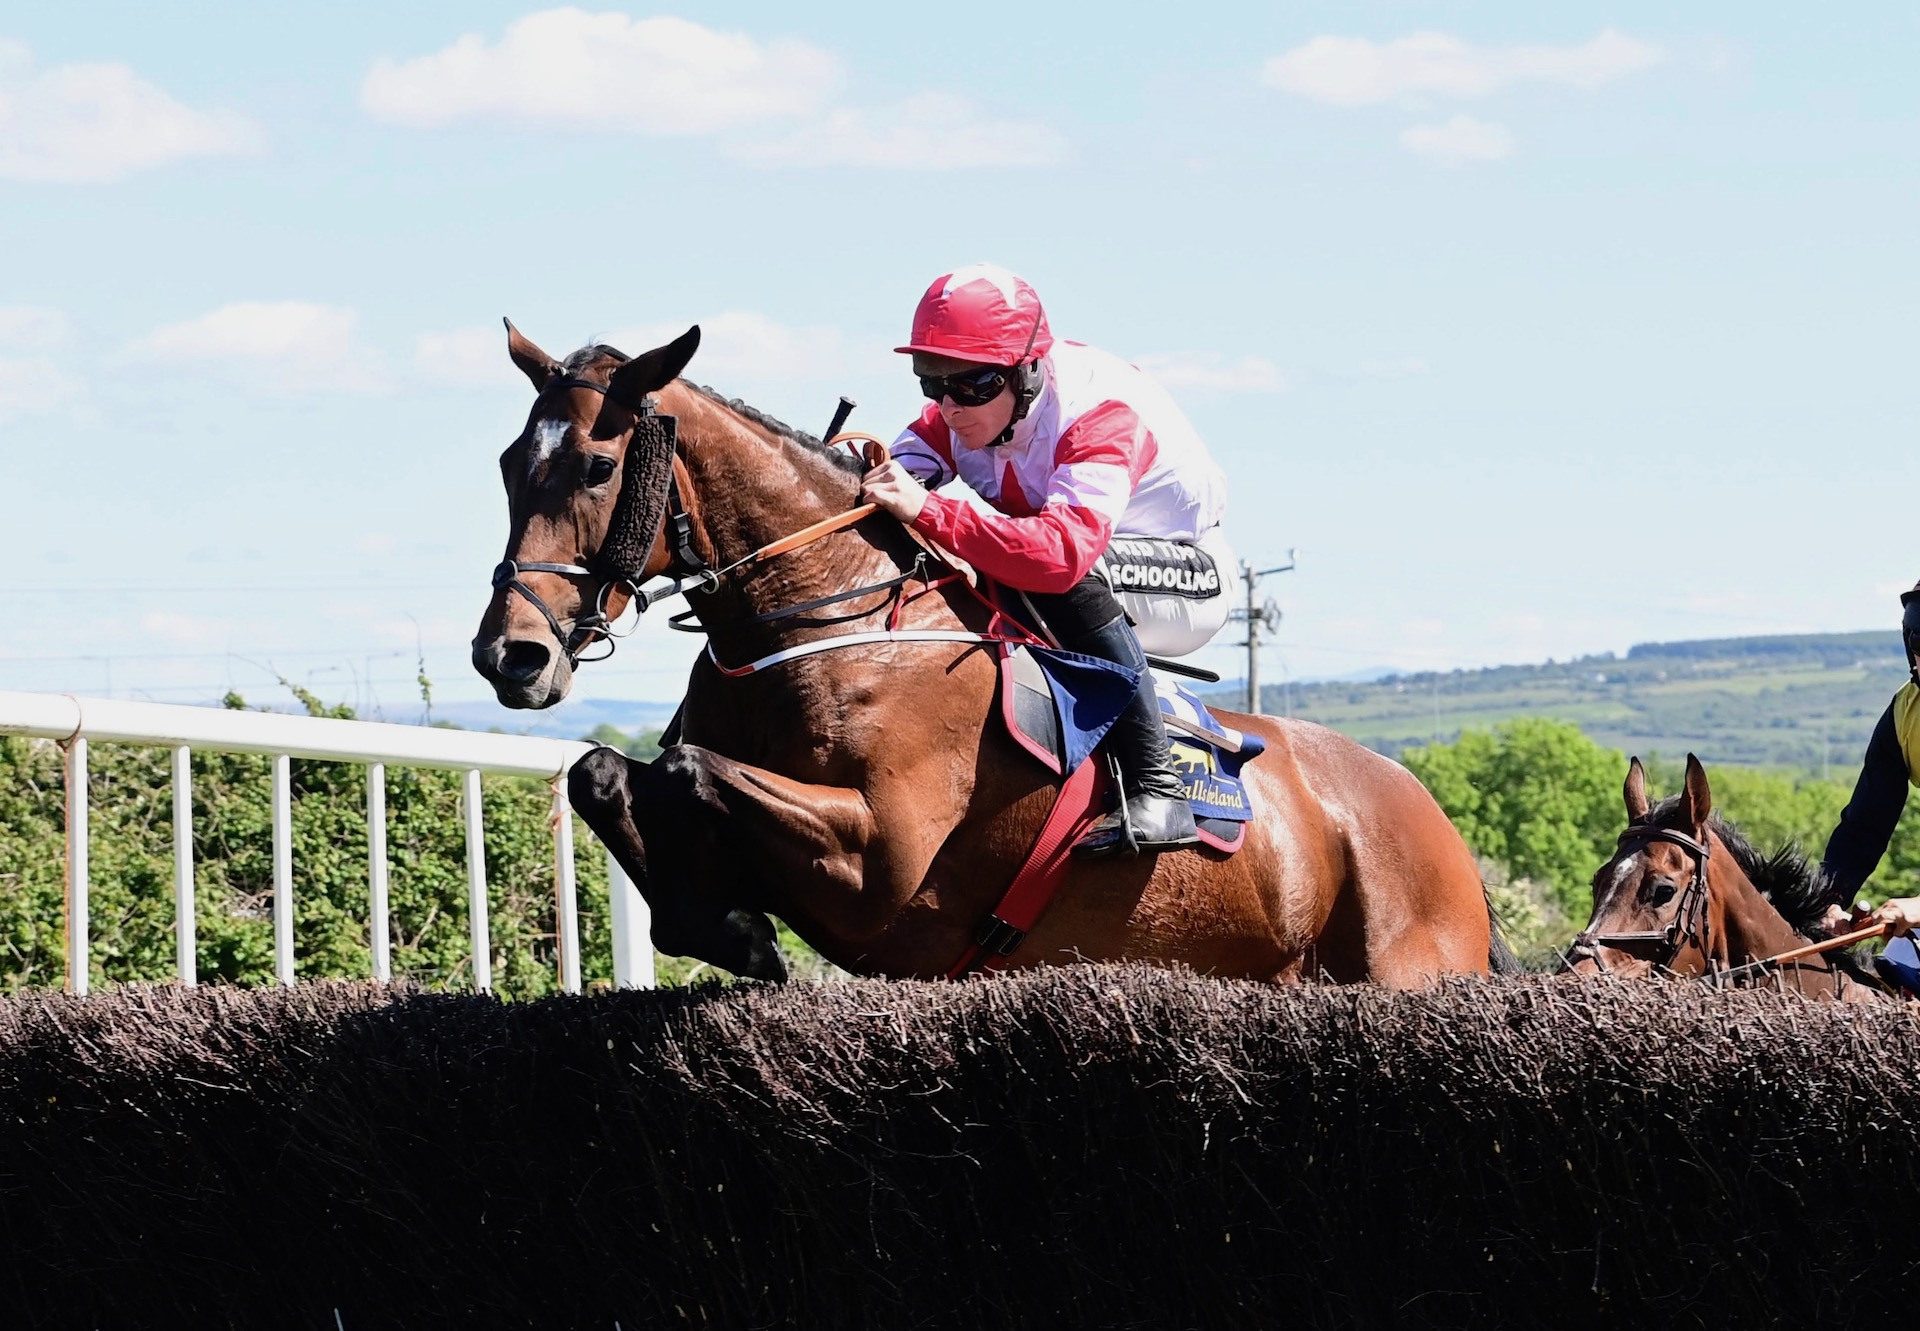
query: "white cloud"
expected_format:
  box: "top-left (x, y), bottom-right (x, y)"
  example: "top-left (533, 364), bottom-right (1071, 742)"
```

top-left (415, 325), bottom-right (519, 387)
top-left (361, 9), bottom-right (839, 133)
top-left (0, 39), bottom-right (262, 183)
top-left (1263, 29), bottom-right (1665, 107)
top-left (362, 13), bottom-right (1062, 170)
top-left (128, 301), bottom-right (389, 394)
top-left (610, 312), bottom-right (855, 384)
top-left (0, 356), bottom-right (83, 421)
top-left (1353, 357), bottom-right (1431, 381)
top-left (1400, 114), bottom-right (1513, 166)
top-left (731, 92), bottom-right (1067, 169)
top-left (0, 305), bottom-right (71, 348)
top-left (1135, 353), bottom-right (1290, 395)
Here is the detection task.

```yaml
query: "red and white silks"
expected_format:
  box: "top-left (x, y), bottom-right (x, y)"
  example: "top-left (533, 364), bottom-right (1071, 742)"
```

top-left (890, 340), bottom-right (1233, 655)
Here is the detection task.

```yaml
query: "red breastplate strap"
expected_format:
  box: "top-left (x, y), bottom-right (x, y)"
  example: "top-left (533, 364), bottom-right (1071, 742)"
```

top-left (946, 752), bottom-right (1106, 978)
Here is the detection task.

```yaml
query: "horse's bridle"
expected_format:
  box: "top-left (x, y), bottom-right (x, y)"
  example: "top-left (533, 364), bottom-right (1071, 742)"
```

top-left (1567, 825), bottom-right (1714, 976)
top-left (489, 376), bottom-right (714, 666)
top-left (490, 377), bottom-right (940, 672)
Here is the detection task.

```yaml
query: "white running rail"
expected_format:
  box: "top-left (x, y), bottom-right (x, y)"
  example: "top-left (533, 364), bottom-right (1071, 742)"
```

top-left (0, 690), bottom-right (654, 996)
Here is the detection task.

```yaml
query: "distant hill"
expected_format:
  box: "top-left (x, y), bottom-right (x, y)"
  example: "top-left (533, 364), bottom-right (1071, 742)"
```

top-left (427, 697), bottom-right (681, 739)
top-left (357, 632), bottom-right (1909, 775)
top-left (1235, 631), bottom-right (1908, 773)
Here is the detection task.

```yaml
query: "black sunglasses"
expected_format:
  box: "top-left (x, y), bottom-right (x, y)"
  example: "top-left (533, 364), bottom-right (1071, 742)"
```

top-left (917, 365), bottom-right (1011, 407)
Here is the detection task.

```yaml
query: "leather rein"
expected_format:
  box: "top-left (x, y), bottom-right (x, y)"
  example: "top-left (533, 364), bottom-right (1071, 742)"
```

top-left (489, 379), bottom-right (1017, 671)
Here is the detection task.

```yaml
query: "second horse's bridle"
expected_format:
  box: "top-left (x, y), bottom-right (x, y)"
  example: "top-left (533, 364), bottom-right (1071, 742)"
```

top-left (1567, 824), bottom-right (1714, 976)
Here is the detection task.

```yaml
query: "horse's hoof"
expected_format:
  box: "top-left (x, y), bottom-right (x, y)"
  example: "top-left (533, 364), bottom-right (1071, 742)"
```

top-left (725, 909), bottom-right (789, 983)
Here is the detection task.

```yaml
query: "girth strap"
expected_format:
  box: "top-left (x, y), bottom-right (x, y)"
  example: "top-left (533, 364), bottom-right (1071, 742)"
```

top-left (947, 749), bottom-right (1107, 978)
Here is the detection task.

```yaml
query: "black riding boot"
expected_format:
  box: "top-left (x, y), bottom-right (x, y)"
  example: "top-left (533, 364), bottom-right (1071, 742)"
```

top-left (1063, 614), bottom-right (1200, 857)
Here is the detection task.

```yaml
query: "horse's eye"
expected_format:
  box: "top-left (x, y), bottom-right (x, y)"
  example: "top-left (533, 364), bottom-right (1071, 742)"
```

top-left (584, 455), bottom-right (616, 486)
top-left (1643, 878), bottom-right (1678, 907)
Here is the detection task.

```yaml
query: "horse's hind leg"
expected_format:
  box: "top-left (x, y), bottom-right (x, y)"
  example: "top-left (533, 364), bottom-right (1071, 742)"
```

top-left (1342, 811), bottom-right (1491, 987)
top-left (568, 745), bottom-right (787, 981)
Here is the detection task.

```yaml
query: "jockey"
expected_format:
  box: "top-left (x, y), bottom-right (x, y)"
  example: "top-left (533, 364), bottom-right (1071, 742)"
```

top-left (1819, 579), bottom-right (1920, 937)
top-left (860, 263), bottom-right (1233, 856)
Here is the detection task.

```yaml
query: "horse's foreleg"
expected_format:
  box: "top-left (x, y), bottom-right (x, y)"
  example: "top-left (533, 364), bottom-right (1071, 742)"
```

top-left (640, 743), bottom-right (891, 939)
top-left (568, 745), bottom-right (788, 981)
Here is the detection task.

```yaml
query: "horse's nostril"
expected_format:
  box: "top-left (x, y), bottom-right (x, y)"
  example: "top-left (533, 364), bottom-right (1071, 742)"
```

top-left (500, 640), bottom-right (551, 683)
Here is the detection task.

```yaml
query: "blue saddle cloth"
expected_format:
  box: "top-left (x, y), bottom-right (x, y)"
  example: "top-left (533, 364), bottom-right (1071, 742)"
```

top-left (1874, 935), bottom-right (1920, 996)
top-left (1156, 678), bottom-right (1265, 823)
top-left (1000, 646), bottom-right (1264, 837)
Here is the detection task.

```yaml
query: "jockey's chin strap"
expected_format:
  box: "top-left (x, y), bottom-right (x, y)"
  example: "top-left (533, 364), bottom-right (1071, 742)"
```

top-left (490, 376), bottom-right (715, 667)
top-left (1567, 825), bottom-right (1713, 976)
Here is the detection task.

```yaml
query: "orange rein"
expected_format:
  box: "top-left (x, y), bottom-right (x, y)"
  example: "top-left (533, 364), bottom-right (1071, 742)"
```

top-left (1759, 921), bottom-right (1888, 967)
top-left (1711, 919), bottom-right (1892, 988)
top-left (740, 433), bottom-right (889, 565)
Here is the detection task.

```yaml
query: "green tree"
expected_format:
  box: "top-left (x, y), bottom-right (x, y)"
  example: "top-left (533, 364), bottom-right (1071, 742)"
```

top-left (582, 724), bottom-right (665, 762)
top-left (1404, 718), bottom-right (1625, 921)
top-left (1403, 717), bottom-right (1920, 960)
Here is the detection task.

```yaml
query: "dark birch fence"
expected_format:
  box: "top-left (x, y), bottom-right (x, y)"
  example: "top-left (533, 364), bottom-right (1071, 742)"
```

top-left (3, 967), bottom-right (1913, 1328)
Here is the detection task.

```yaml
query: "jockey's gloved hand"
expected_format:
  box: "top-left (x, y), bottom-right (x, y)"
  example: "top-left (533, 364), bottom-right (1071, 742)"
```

top-left (1870, 897), bottom-right (1920, 938)
top-left (1820, 898), bottom-right (1894, 936)
top-left (860, 456), bottom-right (928, 524)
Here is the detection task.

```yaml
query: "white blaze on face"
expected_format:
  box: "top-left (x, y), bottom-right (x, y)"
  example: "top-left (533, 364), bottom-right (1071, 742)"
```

top-left (1601, 851), bottom-right (1642, 910)
top-left (531, 417), bottom-right (569, 472)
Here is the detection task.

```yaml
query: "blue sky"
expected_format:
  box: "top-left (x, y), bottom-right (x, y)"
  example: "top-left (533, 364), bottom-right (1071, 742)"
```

top-left (2, 3), bottom-right (1914, 721)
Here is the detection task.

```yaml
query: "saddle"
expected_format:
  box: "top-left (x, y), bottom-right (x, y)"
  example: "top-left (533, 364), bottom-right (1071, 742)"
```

top-left (999, 643), bottom-right (1261, 855)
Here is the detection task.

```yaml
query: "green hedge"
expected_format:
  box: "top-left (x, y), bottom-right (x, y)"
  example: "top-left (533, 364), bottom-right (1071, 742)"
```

top-left (0, 693), bottom-right (621, 997)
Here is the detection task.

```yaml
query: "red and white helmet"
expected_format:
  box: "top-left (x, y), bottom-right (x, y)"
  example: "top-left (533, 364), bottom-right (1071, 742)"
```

top-left (895, 263), bottom-right (1053, 366)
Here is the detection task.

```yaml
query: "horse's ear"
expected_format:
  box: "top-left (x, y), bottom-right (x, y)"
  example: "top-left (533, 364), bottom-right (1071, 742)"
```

top-left (606, 325), bottom-right (701, 412)
top-left (1679, 753), bottom-right (1713, 833)
top-left (1623, 756), bottom-right (1650, 822)
top-left (504, 318), bottom-right (561, 391)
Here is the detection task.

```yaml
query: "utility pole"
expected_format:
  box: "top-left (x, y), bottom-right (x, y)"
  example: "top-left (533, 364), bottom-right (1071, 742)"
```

top-left (1228, 551), bottom-right (1296, 713)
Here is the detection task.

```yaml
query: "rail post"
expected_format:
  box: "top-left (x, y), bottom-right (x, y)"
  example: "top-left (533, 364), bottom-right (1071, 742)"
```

top-left (272, 754), bottom-right (294, 986)
top-left (368, 762), bottom-right (390, 982)
top-left (607, 848), bottom-right (653, 988)
top-left (172, 745), bottom-right (195, 985)
top-left (64, 736), bottom-right (89, 996)
top-left (464, 769), bottom-right (492, 992)
top-left (553, 784), bottom-right (581, 994)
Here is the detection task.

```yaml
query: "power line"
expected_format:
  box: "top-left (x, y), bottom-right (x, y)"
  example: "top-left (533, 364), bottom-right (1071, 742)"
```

top-left (1226, 552), bottom-right (1296, 713)
top-left (0, 648), bottom-right (416, 665)
top-left (0, 580), bottom-right (476, 596)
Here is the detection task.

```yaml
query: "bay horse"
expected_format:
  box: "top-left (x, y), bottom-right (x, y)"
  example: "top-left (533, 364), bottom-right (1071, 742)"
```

top-left (1566, 754), bottom-right (1889, 1002)
top-left (470, 323), bottom-right (1509, 985)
